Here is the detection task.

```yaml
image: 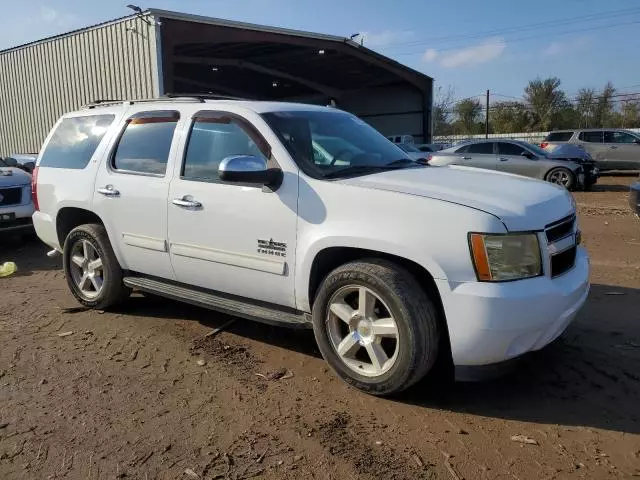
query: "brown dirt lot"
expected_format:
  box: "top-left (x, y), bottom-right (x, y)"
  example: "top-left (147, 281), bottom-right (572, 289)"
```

top-left (1, 175), bottom-right (639, 480)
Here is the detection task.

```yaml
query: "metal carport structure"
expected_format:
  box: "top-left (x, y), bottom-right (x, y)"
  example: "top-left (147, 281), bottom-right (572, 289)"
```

top-left (0, 8), bottom-right (433, 155)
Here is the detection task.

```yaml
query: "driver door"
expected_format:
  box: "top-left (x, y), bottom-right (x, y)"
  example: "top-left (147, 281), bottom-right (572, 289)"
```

top-left (496, 142), bottom-right (538, 177)
top-left (167, 110), bottom-right (299, 308)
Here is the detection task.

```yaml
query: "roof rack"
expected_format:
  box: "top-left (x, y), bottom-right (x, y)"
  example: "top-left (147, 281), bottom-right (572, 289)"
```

top-left (83, 93), bottom-right (247, 109)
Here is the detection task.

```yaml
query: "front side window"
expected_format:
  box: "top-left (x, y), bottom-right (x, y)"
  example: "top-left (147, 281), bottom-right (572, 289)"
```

top-left (40, 115), bottom-right (115, 169)
top-left (112, 112), bottom-right (178, 175)
top-left (262, 110), bottom-right (418, 179)
top-left (182, 116), bottom-right (268, 182)
top-left (466, 143), bottom-right (494, 154)
top-left (579, 131), bottom-right (603, 143)
top-left (497, 142), bottom-right (526, 156)
top-left (604, 131), bottom-right (638, 144)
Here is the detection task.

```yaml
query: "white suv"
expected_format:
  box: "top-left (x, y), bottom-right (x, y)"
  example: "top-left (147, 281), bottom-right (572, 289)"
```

top-left (32, 97), bottom-right (590, 395)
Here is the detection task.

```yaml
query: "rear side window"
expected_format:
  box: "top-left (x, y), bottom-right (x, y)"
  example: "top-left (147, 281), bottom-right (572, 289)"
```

top-left (578, 131), bottom-right (603, 143)
top-left (112, 111), bottom-right (179, 175)
top-left (39, 115), bottom-right (115, 169)
top-left (466, 143), bottom-right (494, 154)
top-left (182, 114), bottom-right (269, 183)
top-left (546, 131), bottom-right (573, 142)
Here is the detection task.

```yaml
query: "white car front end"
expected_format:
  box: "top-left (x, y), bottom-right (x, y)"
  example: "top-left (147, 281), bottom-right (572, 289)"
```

top-left (328, 166), bottom-right (589, 369)
top-left (0, 167), bottom-right (34, 234)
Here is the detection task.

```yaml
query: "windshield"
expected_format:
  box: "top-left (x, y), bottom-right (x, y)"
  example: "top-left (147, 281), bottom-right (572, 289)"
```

top-left (262, 110), bottom-right (416, 179)
top-left (519, 142), bottom-right (549, 157)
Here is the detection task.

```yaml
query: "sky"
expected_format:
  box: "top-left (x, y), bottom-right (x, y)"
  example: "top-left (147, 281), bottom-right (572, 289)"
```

top-left (1, 0), bottom-right (639, 103)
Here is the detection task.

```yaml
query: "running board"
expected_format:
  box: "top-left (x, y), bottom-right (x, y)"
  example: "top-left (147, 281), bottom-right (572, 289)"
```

top-left (123, 276), bottom-right (311, 329)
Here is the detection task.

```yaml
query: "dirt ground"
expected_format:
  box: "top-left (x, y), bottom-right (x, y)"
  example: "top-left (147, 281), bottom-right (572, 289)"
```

top-left (1, 175), bottom-right (639, 480)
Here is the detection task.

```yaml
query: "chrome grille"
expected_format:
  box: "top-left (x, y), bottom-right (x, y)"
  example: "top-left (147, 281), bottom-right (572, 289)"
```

top-left (545, 214), bottom-right (577, 277)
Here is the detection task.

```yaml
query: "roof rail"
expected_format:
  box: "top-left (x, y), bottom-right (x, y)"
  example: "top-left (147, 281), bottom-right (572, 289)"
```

top-left (82, 93), bottom-right (246, 109)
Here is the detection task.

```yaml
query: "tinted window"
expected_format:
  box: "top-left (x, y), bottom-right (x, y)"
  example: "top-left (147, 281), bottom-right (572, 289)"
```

top-left (578, 131), bottom-right (603, 143)
top-left (113, 116), bottom-right (177, 175)
top-left (497, 142), bottom-right (526, 156)
top-left (40, 115), bottom-right (114, 169)
top-left (466, 143), bottom-right (494, 154)
top-left (604, 131), bottom-right (638, 144)
top-left (183, 119), bottom-right (267, 182)
top-left (546, 131), bottom-right (574, 142)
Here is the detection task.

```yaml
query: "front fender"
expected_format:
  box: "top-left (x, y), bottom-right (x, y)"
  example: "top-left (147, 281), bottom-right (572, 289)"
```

top-left (295, 235), bottom-right (447, 312)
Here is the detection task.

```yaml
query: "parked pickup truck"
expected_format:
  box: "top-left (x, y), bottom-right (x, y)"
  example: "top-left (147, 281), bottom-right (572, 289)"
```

top-left (32, 97), bottom-right (590, 395)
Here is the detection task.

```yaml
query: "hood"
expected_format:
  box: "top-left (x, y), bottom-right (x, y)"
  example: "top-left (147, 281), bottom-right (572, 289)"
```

top-left (338, 165), bottom-right (574, 231)
top-left (546, 144), bottom-right (593, 161)
top-left (0, 167), bottom-right (31, 186)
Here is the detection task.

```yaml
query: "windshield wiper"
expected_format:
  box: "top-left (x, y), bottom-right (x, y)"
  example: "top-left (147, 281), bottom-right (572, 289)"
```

top-left (386, 158), bottom-right (429, 166)
top-left (323, 165), bottom-right (400, 179)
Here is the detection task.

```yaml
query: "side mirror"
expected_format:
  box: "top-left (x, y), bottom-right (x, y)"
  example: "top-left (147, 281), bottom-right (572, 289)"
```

top-left (218, 155), bottom-right (282, 189)
top-left (521, 151), bottom-right (535, 159)
top-left (3, 157), bottom-right (18, 167)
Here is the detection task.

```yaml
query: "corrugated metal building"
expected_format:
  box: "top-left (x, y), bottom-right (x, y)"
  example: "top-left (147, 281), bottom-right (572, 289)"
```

top-left (0, 8), bottom-right (433, 156)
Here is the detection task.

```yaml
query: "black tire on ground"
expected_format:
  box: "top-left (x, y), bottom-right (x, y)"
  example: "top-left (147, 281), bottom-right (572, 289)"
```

top-left (63, 223), bottom-right (130, 310)
top-left (545, 167), bottom-right (576, 190)
top-left (311, 259), bottom-right (440, 396)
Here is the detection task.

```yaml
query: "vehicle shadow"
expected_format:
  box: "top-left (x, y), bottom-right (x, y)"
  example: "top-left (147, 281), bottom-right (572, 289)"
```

top-left (590, 184), bottom-right (633, 193)
top-left (0, 235), bottom-right (61, 276)
top-left (120, 282), bottom-right (640, 434)
top-left (402, 283), bottom-right (640, 435)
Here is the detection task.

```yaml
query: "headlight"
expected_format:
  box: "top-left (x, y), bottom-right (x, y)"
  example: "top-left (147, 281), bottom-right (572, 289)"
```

top-left (469, 233), bottom-right (542, 281)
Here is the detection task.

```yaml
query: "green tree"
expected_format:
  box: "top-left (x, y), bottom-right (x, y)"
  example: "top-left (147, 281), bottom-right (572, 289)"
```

top-left (453, 98), bottom-right (483, 134)
top-left (575, 88), bottom-right (597, 128)
top-left (593, 82), bottom-right (616, 127)
top-left (432, 85), bottom-right (455, 136)
top-left (490, 101), bottom-right (533, 133)
top-left (523, 77), bottom-right (569, 130)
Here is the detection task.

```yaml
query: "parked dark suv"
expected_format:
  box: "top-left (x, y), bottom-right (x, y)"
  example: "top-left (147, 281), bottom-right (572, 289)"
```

top-left (541, 129), bottom-right (640, 171)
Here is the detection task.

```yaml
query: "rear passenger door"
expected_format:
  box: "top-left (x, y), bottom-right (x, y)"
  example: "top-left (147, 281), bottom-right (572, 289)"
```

top-left (603, 131), bottom-right (640, 169)
top-left (454, 142), bottom-right (497, 170)
top-left (577, 131), bottom-right (607, 168)
top-left (92, 109), bottom-right (182, 280)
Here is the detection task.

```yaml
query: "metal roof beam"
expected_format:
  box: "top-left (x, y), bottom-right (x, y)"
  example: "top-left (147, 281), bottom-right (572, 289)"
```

top-left (173, 55), bottom-right (341, 99)
top-left (174, 76), bottom-right (254, 98)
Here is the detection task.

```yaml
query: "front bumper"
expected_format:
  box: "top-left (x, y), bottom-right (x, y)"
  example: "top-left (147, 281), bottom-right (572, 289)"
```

top-left (630, 182), bottom-right (640, 217)
top-left (436, 246), bottom-right (590, 366)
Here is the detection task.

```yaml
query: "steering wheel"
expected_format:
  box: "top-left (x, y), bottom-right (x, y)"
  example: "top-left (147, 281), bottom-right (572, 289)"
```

top-left (330, 149), bottom-right (355, 166)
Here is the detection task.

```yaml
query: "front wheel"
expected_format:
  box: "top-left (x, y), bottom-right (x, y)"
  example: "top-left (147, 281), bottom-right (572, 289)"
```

top-left (546, 167), bottom-right (576, 190)
top-left (63, 224), bottom-right (130, 310)
top-left (311, 259), bottom-right (440, 396)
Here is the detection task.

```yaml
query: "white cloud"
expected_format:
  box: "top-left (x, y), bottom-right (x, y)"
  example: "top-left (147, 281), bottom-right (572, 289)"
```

top-left (359, 30), bottom-right (415, 48)
top-left (543, 36), bottom-right (591, 56)
top-left (423, 48), bottom-right (438, 62)
top-left (422, 37), bottom-right (506, 68)
top-left (40, 6), bottom-right (78, 28)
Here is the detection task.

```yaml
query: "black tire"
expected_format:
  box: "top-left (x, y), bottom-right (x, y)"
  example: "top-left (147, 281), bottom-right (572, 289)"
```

top-left (63, 223), bottom-right (130, 310)
top-left (311, 259), bottom-right (440, 396)
top-left (545, 167), bottom-right (576, 190)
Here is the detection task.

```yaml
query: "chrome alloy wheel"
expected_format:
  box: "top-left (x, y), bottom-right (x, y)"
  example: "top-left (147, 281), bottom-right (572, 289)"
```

top-left (326, 285), bottom-right (400, 377)
top-left (548, 169), bottom-right (572, 186)
top-left (69, 239), bottom-right (104, 299)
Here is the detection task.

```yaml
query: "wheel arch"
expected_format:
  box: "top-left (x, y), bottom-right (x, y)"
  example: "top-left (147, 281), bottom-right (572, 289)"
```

top-left (305, 246), bottom-right (452, 365)
top-left (55, 207), bottom-right (126, 267)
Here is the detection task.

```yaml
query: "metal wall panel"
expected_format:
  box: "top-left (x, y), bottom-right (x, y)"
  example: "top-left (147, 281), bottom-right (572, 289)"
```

top-left (0, 16), bottom-right (158, 156)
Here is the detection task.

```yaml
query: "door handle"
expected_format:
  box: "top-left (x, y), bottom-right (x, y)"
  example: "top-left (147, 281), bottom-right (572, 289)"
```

top-left (610, 146), bottom-right (618, 149)
top-left (461, 156), bottom-right (472, 160)
top-left (172, 196), bottom-right (202, 209)
top-left (97, 185), bottom-right (120, 197)
top-left (499, 157), bottom-right (509, 161)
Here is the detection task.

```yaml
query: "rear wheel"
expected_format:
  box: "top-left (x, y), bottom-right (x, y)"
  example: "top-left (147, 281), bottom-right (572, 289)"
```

top-left (312, 259), bottom-right (440, 396)
top-left (546, 167), bottom-right (575, 190)
top-left (63, 224), bottom-right (130, 309)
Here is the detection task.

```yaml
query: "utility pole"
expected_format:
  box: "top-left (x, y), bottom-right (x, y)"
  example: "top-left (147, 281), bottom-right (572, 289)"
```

top-left (485, 89), bottom-right (490, 139)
